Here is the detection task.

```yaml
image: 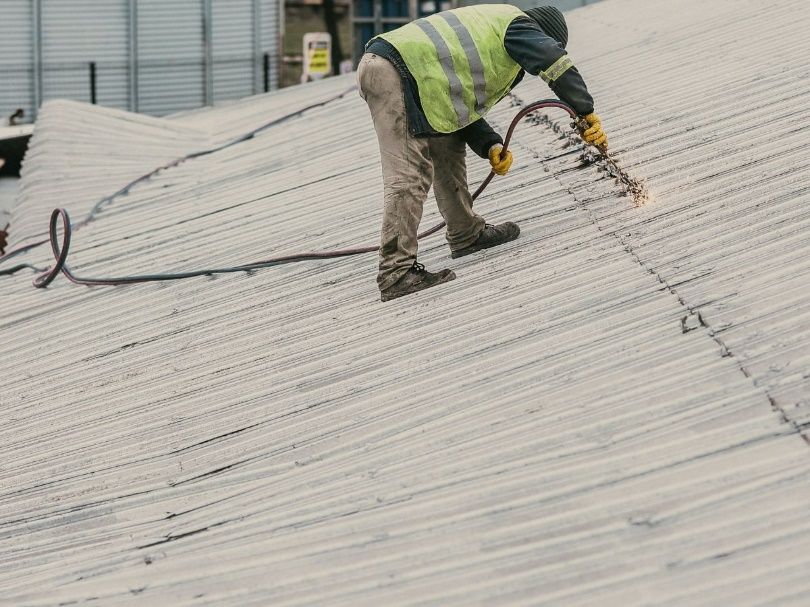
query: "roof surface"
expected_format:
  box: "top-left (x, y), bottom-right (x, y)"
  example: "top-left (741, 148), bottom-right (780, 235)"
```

top-left (2, 0), bottom-right (809, 604)
top-left (0, 125), bottom-right (35, 141)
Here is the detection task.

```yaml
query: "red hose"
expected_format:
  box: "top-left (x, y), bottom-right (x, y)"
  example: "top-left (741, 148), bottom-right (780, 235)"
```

top-left (34, 99), bottom-right (577, 289)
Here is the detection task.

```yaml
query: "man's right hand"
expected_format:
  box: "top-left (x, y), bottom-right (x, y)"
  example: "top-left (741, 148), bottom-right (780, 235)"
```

top-left (580, 112), bottom-right (608, 150)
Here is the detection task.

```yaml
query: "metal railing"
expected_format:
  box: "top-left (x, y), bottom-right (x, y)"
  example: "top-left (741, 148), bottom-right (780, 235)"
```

top-left (0, 54), bottom-right (275, 119)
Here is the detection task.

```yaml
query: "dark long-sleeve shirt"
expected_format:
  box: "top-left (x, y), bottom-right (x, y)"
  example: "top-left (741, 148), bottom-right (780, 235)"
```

top-left (365, 16), bottom-right (595, 158)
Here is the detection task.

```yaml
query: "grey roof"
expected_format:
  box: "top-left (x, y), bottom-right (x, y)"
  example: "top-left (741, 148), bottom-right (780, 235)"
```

top-left (0, 125), bottom-right (35, 141)
top-left (2, 0), bottom-right (810, 604)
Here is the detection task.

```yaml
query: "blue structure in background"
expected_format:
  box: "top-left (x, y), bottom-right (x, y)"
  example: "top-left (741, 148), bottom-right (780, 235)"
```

top-left (353, 0), bottom-right (456, 60)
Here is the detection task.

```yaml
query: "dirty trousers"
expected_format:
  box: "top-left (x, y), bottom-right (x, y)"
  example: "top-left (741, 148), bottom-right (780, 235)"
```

top-left (357, 53), bottom-right (486, 291)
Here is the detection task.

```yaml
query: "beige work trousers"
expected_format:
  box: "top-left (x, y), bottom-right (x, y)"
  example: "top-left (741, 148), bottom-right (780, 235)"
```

top-left (357, 53), bottom-right (486, 291)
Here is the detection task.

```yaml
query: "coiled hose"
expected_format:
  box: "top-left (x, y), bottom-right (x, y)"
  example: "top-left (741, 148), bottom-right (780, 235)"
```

top-left (30, 99), bottom-right (577, 288)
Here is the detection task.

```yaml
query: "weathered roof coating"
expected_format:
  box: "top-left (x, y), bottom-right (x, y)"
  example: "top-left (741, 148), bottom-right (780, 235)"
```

top-left (2, 0), bottom-right (809, 604)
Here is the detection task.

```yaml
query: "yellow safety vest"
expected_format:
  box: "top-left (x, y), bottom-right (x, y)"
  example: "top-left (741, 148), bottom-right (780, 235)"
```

top-left (378, 5), bottom-right (565, 133)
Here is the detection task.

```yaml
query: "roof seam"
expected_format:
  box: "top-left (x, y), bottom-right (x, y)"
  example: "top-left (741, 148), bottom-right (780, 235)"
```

top-left (509, 89), bottom-right (810, 449)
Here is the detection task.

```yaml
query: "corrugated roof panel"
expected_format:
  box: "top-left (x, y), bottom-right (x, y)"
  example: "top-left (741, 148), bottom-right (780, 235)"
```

top-left (548, 0), bottom-right (810, 430)
top-left (9, 101), bottom-right (209, 248)
top-left (1, 0), bottom-right (809, 604)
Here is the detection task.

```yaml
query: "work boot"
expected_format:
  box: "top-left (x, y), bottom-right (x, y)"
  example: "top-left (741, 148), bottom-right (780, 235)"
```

top-left (380, 262), bottom-right (456, 302)
top-left (450, 222), bottom-right (521, 259)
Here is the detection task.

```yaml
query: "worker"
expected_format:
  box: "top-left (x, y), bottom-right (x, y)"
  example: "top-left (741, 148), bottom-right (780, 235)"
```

top-left (358, 4), bottom-right (607, 301)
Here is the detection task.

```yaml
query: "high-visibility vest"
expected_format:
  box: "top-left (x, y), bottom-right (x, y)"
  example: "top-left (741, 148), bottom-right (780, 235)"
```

top-left (377, 5), bottom-right (528, 133)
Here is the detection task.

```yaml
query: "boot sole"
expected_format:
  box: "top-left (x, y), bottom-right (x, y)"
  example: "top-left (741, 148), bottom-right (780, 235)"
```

top-left (450, 226), bottom-right (521, 259)
top-left (380, 271), bottom-right (457, 302)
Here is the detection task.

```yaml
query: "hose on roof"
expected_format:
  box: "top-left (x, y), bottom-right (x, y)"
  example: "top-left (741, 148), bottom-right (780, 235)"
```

top-left (28, 99), bottom-right (578, 288)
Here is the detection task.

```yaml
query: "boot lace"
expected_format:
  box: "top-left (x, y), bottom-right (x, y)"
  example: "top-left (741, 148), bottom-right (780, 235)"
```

top-left (412, 262), bottom-right (425, 273)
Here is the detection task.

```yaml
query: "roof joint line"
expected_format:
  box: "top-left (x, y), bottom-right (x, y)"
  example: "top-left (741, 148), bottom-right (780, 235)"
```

top-left (506, 91), bottom-right (809, 449)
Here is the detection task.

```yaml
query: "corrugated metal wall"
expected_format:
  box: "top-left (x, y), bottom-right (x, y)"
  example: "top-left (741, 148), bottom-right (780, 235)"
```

top-left (0, 1), bottom-right (34, 121)
top-left (0, 0), bottom-right (281, 121)
top-left (136, 0), bottom-right (206, 115)
top-left (40, 0), bottom-right (130, 109)
top-left (212, 0), bottom-right (256, 104)
top-left (260, 0), bottom-right (280, 91)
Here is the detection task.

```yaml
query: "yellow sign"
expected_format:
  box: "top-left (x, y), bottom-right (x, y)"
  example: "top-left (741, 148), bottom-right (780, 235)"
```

top-left (304, 33), bottom-right (332, 79)
top-left (308, 45), bottom-right (330, 74)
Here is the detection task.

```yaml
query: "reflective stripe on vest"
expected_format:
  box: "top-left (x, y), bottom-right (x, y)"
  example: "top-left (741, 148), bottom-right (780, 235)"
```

top-left (540, 55), bottom-right (574, 84)
top-left (439, 11), bottom-right (487, 113)
top-left (413, 18), bottom-right (471, 126)
top-left (378, 5), bottom-right (526, 133)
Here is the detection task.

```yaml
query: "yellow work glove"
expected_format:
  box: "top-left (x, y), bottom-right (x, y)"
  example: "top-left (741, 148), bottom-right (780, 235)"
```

top-left (488, 144), bottom-right (513, 176)
top-left (580, 112), bottom-right (608, 150)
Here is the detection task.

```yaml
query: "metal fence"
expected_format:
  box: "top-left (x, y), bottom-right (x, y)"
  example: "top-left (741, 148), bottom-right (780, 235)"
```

top-left (0, 56), bottom-right (274, 113)
top-left (0, 0), bottom-right (282, 121)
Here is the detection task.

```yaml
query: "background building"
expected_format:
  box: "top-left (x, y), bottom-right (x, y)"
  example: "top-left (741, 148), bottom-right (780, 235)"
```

top-left (0, 0), bottom-right (602, 124)
top-left (0, 0), bottom-right (283, 121)
top-left (282, 0), bottom-right (352, 87)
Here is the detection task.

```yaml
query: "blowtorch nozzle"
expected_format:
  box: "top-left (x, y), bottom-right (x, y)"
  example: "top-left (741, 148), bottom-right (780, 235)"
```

top-left (572, 118), bottom-right (608, 155)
